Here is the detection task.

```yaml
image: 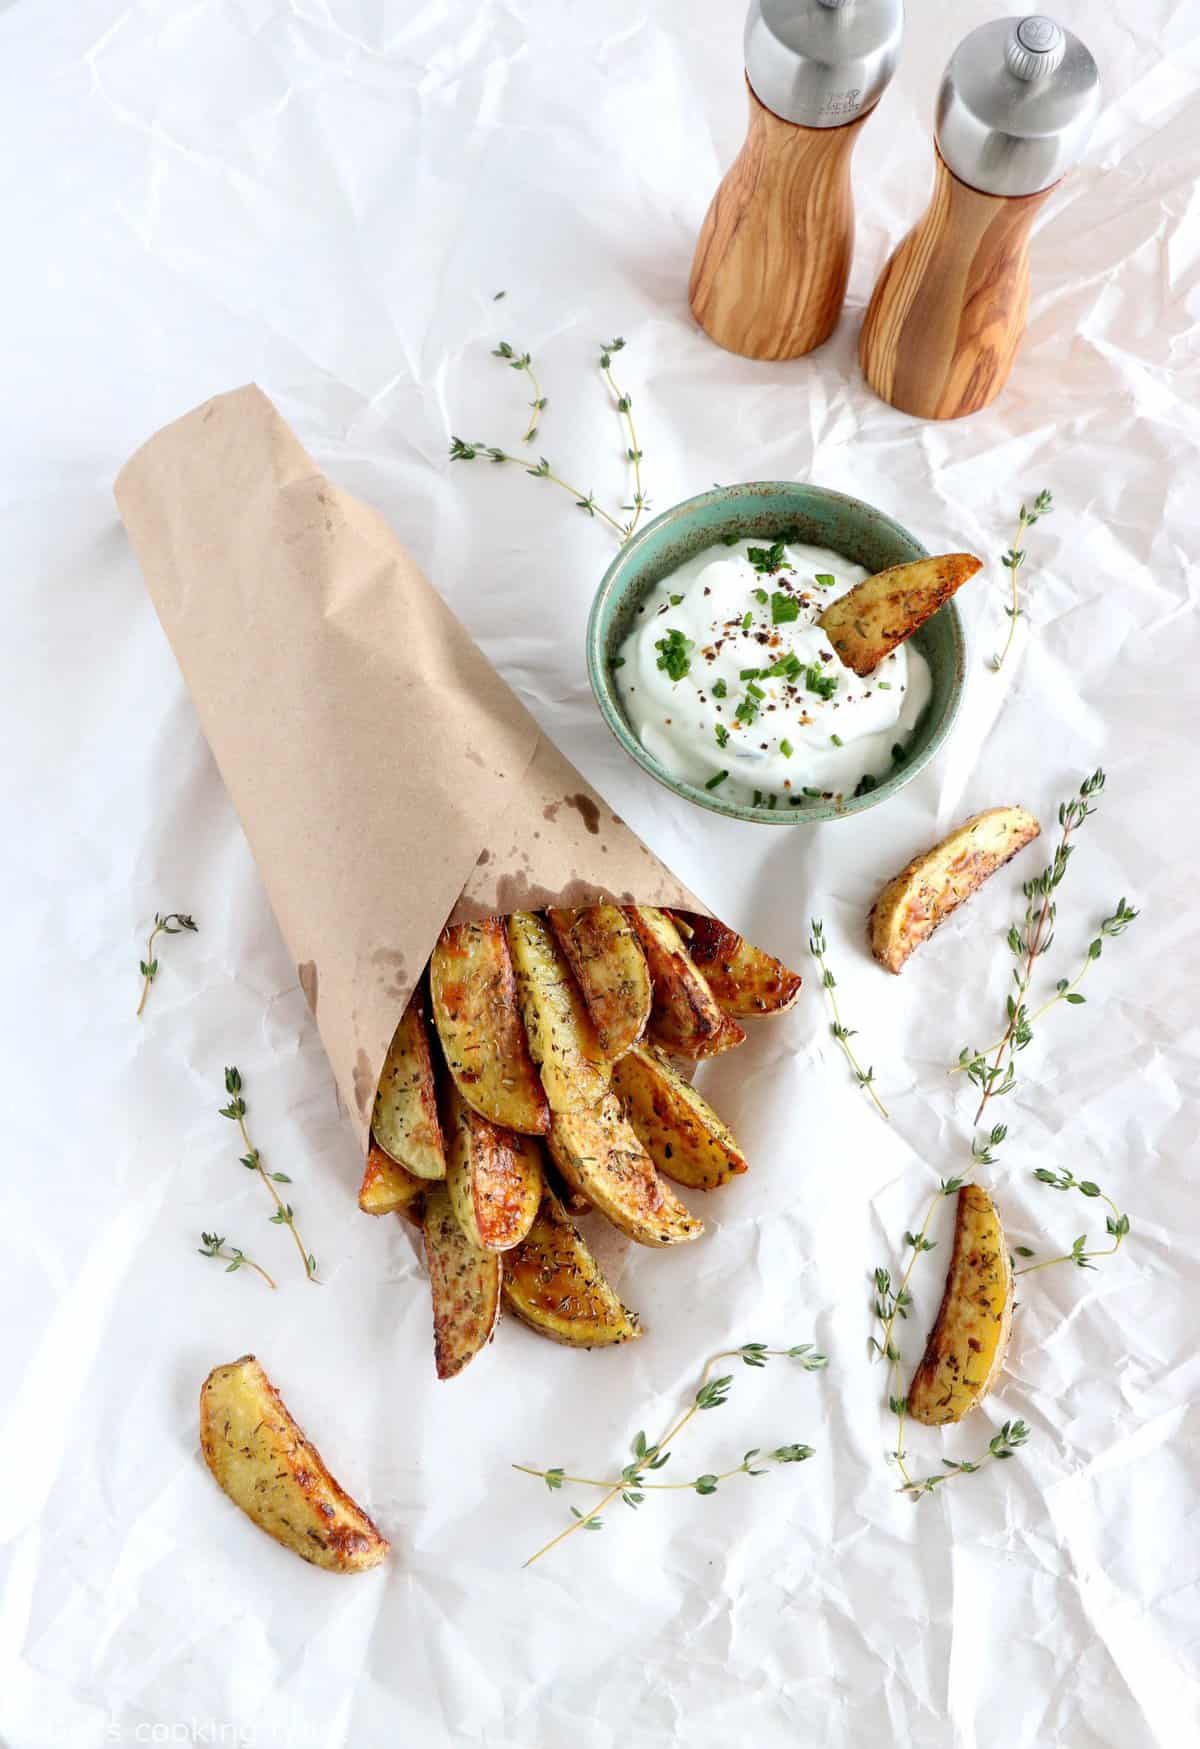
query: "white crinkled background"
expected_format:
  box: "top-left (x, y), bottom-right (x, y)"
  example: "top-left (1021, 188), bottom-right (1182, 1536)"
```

top-left (1, 2), bottom-right (1198, 1745)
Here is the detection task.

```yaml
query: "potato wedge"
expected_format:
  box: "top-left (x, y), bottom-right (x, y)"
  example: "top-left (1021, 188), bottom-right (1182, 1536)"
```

top-left (199, 1355), bottom-right (389, 1572)
top-left (547, 904), bottom-right (652, 1057)
top-left (444, 1081), bottom-right (543, 1252)
top-left (613, 1041), bottom-right (748, 1190)
top-left (908, 1185), bottom-right (1013, 1426)
top-left (548, 1092), bottom-right (704, 1247)
top-left (625, 906), bottom-right (746, 1059)
top-left (371, 986), bottom-right (445, 1179)
top-left (358, 1138), bottom-right (426, 1221)
top-left (506, 911), bottom-right (611, 1110)
top-left (818, 552), bottom-right (983, 676)
top-left (502, 1187), bottom-right (641, 1347)
top-left (422, 1183), bottom-right (502, 1380)
top-left (869, 806), bottom-right (1041, 974)
top-left (673, 913), bottom-right (802, 1017)
top-left (429, 919), bottom-right (549, 1134)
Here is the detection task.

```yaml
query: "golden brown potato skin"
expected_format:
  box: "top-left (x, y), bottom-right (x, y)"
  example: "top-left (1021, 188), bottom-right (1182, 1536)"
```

top-left (371, 984), bottom-right (446, 1179)
top-left (199, 1356), bottom-right (389, 1572)
top-left (429, 919), bottom-right (550, 1134)
top-left (625, 906), bottom-right (746, 1060)
top-left (908, 1185), bottom-right (1013, 1426)
top-left (869, 807), bottom-right (1041, 974)
top-left (506, 911), bottom-right (611, 1110)
top-left (444, 1080), bottom-right (542, 1252)
top-left (614, 1041), bottom-right (748, 1190)
top-left (501, 1188), bottom-right (641, 1347)
top-left (547, 904), bottom-right (652, 1058)
top-left (818, 552), bottom-right (982, 676)
top-left (422, 1183), bottom-right (502, 1380)
top-left (358, 1138), bottom-right (426, 1221)
top-left (548, 1092), bottom-right (704, 1247)
top-left (673, 914), bottom-right (802, 1017)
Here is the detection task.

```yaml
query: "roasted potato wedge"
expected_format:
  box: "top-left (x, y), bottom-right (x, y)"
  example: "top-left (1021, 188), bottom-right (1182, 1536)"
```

top-left (613, 1041), bottom-right (748, 1190)
top-left (199, 1355), bottom-right (389, 1572)
top-left (548, 1092), bottom-right (704, 1247)
top-left (869, 806), bottom-right (1041, 974)
top-left (818, 552), bottom-right (982, 677)
top-left (444, 1081), bottom-right (543, 1252)
top-left (673, 913), bottom-right (802, 1017)
top-left (506, 910), bottom-right (611, 1110)
top-left (908, 1184), bottom-right (1013, 1426)
top-left (502, 1187), bottom-right (641, 1347)
top-left (358, 1137), bottom-right (426, 1221)
top-left (625, 906), bottom-right (746, 1060)
top-left (429, 919), bottom-right (549, 1134)
top-left (371, 986), bottom-right (445, 1179)
top-left (547, 904), bottom-right (652, 1058)
top-left (422, 1183), bottom-right (502, 1380)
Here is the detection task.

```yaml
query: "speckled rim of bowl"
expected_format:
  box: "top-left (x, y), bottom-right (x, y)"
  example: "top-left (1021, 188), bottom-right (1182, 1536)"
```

top-left (586, 482), bottom-right (966, 825)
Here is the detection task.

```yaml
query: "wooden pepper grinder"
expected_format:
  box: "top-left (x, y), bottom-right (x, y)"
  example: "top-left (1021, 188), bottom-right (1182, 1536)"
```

top-left (689, 0), bottom-right (903, 361)
top-left (860, 15), bottom-right (1100, 419)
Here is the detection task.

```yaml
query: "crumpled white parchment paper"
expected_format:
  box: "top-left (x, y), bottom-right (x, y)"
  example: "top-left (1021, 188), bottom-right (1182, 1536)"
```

top-left (1, 2), bottom-right (1198, 1745)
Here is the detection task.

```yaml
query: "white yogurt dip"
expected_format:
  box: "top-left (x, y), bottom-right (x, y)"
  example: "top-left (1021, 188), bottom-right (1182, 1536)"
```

top-left (613, 536), bottom-right (931, 810)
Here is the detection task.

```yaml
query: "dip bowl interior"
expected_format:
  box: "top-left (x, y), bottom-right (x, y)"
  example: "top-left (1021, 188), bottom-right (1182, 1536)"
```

top-left (586, 482), bottom-right (966, 825)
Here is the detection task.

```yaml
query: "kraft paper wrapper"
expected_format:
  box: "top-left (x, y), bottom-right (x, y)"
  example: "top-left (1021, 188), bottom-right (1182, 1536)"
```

top-left (115, 385), bottom-right (702, 1146)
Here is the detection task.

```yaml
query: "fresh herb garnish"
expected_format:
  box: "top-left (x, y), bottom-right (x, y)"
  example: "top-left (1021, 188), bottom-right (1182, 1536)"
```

top-left (780, 738), bottom-right (794, 758)
top-left (747, 539), bottom-right (788, 575)
top-left (136, 911), bottom-right (198, 1017)
top-left (715, 723), bottom-right (729, 748)
top-left (877, 680), bottom-right (892, 690)
top-left (610, 655), bottom-right (626, 668)
top-left (705, 771), bottom-right (728, 791)
top-left (804, 664), bottom-right (837, 701)
top-left (515, 1340), bottom-right (826, 1565)
top-left (741, 611), bottom-right (753, 633)
top-left (219, 1068), bottom-right (318, 1283)
top-left (739, 667), bottom-right (764, 681)
top-left (830, 733), bottom-right (844, 748)
top-left (712, 678), bottom-right (727, 699)
top-left (992, 489), bottom-right (1053, 672)
top-left (814, 573), bottom-right (835, 588)
top-left (492, 340), bottom-right (546, 442)
top-left (766, 653), bottom-right (802, 680)
top-left (721, 530), bottom-right (743, 547)
top-left (752, 587), bottom-right (768, 605)
top-left (655, 628), bottom-right (693, 681)
top-left (771, 592), bottom-right (800, 625)
top-left (853, 774), bottom-right (879, 797)
top-left (735, 684), bottom-right (764, 727)
top-left (809, 920), bottom-right (888, 1119)
top-left (669, 593), bottom-right (683, 606)
top-left (199, 1231), bottom-right (276, 1290)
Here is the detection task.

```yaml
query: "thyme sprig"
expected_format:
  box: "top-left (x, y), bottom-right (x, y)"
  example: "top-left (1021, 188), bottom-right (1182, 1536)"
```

top-left (198, 1231), bottom-right (276, 1290)
top-left (492, 339), bottom-right (546, 442)
top-left (516, 1341), bottom-right (826, 1567)
top-left (449, 437), bottom-right (627, 538)
top-left (956, 770), bottom-right (1108, 1126)
top-left (599, 338), bottom-right (649, 536)
top-left (992, 489), bottom-right (1052, 671)
top-left (809, 919), bottom-right (888, 1118)
top-left (1016, 1170), bottom-right (1130, 1275)
top-left (136, 911), bottom-right (198, 1016)
top-left (219, 1067), bottom-right (318, 1282)
top-left (896, 1420), bottom-right (1031, 1498)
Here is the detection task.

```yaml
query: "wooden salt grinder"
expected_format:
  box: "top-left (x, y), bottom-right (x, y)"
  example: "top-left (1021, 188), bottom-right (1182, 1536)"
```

top-left (860, 15), bottom-right (1101, 420)
top-left (689, 0), bottom-right (903, 362)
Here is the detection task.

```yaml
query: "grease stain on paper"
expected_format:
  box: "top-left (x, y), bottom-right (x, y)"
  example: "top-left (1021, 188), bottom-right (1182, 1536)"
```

top-left (352, 1049), bottom-right (376, 1119)
top-left (298, 960), bottom-right (319, 1016)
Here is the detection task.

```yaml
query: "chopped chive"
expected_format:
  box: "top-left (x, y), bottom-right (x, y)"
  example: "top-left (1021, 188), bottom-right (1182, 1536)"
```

top-left (752, 587), bottom-right (768, 605)
top-left (877, 680), bottom-right (892, 690)
top-left (814, 572), bottom-right (835, 588)
top-left (669, 593), bottom-right (684, 606)
top-left (741, 611), bottom-right (752, 632)
top-left (770, 592), bottom-right (800, 625)
top-left (715, 723), bottom-right (729, 748)
top-left (788, 795), bottom-right (805, 806)
top-left (611, 656), bottom-right (626, 669)
top-left (739, 667), bottom-right (765, 681)
top-left (654, 628), bottom-right (693, 681)
top-left (720, 530), bottom-right (743, 547)
top-left (803, 786), bottom-right (822, 797)
top-left (831, 733), bottom-right (844, 748)
top-left (767, 794), bottom-right (778, 810)
top-left (705, 770), bottom-right (728, 791)
top-left (747, 539), bottom-right (788, 575)
top-left (780, 738), bottom-right (794, 758)
top-left (712, 678), bottom-right (727, 699)
top-left (746, 681), bottom-right (764, 701)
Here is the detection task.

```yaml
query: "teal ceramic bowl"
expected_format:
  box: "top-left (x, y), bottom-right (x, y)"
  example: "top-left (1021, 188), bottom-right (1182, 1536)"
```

top-left (586, 483), bottom-right (966, 825)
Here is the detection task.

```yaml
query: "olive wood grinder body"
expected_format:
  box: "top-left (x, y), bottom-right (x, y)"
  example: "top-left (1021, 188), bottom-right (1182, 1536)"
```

top-left (860, 14), bottom-right (1101, 420)
top-left (689, 0), bottom-right (903, 362)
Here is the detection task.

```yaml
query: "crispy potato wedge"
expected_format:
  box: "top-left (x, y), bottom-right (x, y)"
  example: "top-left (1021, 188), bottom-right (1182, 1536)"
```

top-left (613, 1041), bottom-right (748, 1190)
top-left (908, 1185), bottom-right (1013, 1426)
top-left (547, 904), bottom-right (652, 1058)
top-left (625, 906), bottom-right (746, 1060)
top-left (869, 806), bottom-right (1041, 974)
top-left (422, 1183), bottom-right (502, 1380)
top-left (502, 1187), bottom-right (641, 1347)
top-left (818, 552), bottom-right (983, 676)
top-left (429, 919), bottom-right (549, 1135)
top-left (506, 911), bottom-right (612, 1110)
top-left (444, 1081), bottom-right (543, 1252)
top-left (371, 986), bottom-right (445, 1179)
top-left (548, 1092), bottom-right (704, 1247)
top-left (199, 1355), bottom-right (389, 1572)
top-left (358, 1138), bottom-right (426, 1222)
top-left (673, 913), bottom-right (802, 1017)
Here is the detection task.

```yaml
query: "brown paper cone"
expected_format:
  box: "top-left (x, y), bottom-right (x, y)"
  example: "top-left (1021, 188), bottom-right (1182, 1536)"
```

top-left (115, 385), bottom-right (702, 1145)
